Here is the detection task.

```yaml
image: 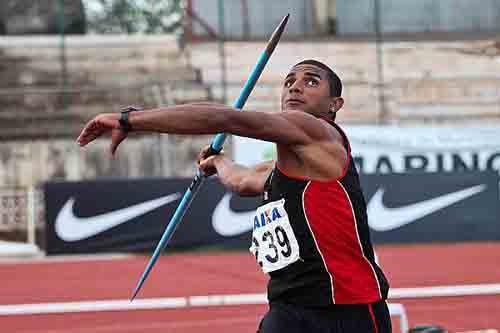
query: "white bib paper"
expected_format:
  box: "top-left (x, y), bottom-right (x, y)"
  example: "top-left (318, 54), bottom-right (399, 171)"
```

top-left (249, 199), bottom-right (300, 273)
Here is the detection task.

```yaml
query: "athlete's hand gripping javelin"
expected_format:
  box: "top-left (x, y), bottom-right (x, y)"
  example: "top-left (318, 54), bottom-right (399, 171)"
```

top-left (197, 145), bottom-right (222, 177)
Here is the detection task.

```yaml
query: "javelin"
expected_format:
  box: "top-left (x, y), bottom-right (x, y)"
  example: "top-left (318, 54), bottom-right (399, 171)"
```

top-left (131, 14), bottom-right (290, 301)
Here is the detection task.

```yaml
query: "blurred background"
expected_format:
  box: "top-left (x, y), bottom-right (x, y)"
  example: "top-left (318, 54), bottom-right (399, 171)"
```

top-left (1, 1), bottom-right (500, 332)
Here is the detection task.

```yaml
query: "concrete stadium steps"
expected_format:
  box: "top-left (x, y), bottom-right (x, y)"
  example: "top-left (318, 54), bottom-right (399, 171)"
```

top-left (1, 35), bottom-right (199, 87)
top-left (190, 40), bottom-right (500, 83)
top-left (189, 40), bottom-right (500, 123)
top-left (0, 134), bottom-right (220, 188)
top-left (0, 82), bottom-right (212, 139)
top-left (0, 35), bottom-right (212, 138)
top-left (0, 83), bottom-right (211, 111)
top-left (0, 62), bottom-right (201, 88)
top-left (0, 111), bottom-right (85, 139)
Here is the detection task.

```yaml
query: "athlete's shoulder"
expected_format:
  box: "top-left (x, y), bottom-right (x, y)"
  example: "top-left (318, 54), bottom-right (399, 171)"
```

top-left (278, 111), bottom-right (340, 143)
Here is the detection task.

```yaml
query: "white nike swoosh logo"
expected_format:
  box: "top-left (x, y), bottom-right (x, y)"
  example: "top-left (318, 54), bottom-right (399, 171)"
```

top-left (55, 193), bottom-right (181, 242)
top-left (367, 184), bottom-right (486, 231)
top-left (212, 194), bottom-right (255, 237)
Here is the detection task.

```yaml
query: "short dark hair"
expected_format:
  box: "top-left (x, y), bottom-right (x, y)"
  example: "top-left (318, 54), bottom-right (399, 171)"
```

top-left (293, 59), bottom-right (342, 97)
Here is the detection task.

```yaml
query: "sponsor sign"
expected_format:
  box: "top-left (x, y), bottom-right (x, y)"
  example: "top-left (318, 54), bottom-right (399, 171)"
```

top-left (45, 172), bottom-right (499, 254)
top-left (361, 171), bottom-right (499, 243)
top-left (45, 178), bottom-right (257, 254)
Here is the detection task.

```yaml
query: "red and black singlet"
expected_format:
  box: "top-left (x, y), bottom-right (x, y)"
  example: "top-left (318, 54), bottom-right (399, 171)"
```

top-left (256, 123), bottom-right (389, 306)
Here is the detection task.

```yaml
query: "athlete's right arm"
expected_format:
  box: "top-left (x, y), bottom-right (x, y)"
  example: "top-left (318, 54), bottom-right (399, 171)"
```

top-left (197, 150), bottom-right (272, 196)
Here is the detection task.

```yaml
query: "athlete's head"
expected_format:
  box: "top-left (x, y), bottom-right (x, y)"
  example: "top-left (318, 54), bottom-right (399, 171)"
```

top-left (281, 59), bottom-right (344, 121)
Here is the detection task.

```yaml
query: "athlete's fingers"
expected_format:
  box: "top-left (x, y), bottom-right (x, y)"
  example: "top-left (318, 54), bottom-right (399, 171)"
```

top-left (77, 120), bottom-right (105, 146)
top-left (197, 145), bottom-right (224, 166)
top-left (199, 146), bottom-right (224, 160)
top-left (198, 155), bottom-right (218, 176)
top-left (198, 155), bottom-right (213, 169)
top-left (197, 145), bottom-right (211, 165)
top-left (199, 155), bottom-right (217, 166)
top-left (77, 113), bottom-right (121, 147)
top-left (110, 129), bottom-right (128, 156)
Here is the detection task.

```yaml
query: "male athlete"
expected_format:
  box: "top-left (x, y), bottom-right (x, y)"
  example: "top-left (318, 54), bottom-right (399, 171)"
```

top-left (77, 59), bottom-right (391, 332)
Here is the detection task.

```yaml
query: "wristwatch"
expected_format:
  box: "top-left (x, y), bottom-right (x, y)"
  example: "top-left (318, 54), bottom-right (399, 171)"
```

top-left (119, 106), bottom-right (141, 132)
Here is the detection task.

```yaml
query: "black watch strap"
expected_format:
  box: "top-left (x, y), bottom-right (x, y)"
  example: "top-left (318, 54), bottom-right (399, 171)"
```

top-left (119, 106), bottom-right (141, 132)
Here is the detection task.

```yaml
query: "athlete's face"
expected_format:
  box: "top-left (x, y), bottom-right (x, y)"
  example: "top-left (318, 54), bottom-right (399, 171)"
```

top-left (281, 64), bottom-right (337, 117)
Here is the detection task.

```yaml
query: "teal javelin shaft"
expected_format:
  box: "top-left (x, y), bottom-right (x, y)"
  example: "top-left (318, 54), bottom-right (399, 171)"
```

top-left (131, 14), bottom-right (289, 301)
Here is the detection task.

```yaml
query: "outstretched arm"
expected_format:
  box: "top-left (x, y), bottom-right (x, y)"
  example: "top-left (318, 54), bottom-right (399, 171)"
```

top-left (77, 102), bottom-right (347, 181)
top-left (77, 103), bottom-right (327, 154)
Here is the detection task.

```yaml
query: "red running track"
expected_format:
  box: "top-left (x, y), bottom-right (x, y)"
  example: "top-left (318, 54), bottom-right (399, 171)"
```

top-left (1, 242), bottom-right (500, 332)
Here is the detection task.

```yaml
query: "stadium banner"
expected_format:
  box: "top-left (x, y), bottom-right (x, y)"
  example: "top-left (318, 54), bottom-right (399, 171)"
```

top-left (45, 170), bottom-right (499, 255)
top-left (233, 126), bottom-right (500, 175)
top-left (44, 178), bottom-right (258, 255)
top-left (361, 171), bottom-right (500, 243)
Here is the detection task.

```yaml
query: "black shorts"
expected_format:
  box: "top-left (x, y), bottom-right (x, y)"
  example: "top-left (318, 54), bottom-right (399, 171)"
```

top-left (257, 300), bottom-right (392, 333)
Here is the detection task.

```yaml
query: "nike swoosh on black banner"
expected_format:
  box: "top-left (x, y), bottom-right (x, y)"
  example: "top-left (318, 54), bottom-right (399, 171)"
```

top-left (367, 184), bottom-right (486, 231)
top-left (55, 193), bottom-right (181, 242)
top-left (212, 194), bottom-right (255, 237)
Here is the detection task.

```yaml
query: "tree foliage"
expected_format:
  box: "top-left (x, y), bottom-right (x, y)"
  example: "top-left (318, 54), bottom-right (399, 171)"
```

top-left (0, 0), bottom-right (86, 34)
top-left (83, 0), bottom-right (183, 34)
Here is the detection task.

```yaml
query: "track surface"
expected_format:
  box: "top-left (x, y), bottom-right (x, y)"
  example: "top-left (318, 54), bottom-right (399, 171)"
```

top-left (1, 242), bottom-right (499, 332)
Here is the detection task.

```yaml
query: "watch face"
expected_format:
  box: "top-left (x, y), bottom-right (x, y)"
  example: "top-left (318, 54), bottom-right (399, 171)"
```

top-left (121, 106), bottom-right (142, 112)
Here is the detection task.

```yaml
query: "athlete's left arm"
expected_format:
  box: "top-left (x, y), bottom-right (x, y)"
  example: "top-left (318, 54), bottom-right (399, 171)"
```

top-left (125, 104), bottom-right (323, 145)
top-left (77, 103), bottom-right (343, 162)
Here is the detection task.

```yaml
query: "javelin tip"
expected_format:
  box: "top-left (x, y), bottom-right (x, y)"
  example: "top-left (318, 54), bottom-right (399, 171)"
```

top-left (265, 14), bottom-right (290, 55)
top-left (130, 285), bottom-right (140, 301)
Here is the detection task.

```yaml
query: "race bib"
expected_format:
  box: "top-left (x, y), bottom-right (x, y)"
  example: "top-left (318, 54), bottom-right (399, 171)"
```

top-left (249, 199), bottom-right (300, 273)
